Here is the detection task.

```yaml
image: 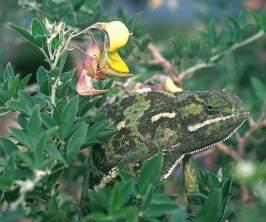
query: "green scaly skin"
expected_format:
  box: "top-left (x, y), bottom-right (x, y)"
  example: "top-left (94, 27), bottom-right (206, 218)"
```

top-left (92, 89), bottom-right (248, 185)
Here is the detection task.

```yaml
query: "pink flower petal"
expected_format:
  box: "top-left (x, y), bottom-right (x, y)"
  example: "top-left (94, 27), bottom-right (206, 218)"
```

top-left (76, 69), bottom-right (108, 96)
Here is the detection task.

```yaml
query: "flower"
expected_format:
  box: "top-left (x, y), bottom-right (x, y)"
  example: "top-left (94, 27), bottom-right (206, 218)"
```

top-left (99, 20), bottom-right (130, 77)
top-left (76, 21), bottom-right (131, 96)
top-left (163, 76), bottom-right (183, 93)
top-left (99, 51), bottom-right (130, 77)
top-left (83, 40), bottom-right (106, 80)
top-left (76, 69), bottom-right (107, 96)
top-left (99, 21), bottom-right (130, 52)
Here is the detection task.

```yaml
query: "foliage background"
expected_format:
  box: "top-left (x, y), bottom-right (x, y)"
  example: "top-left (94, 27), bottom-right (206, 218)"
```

top-left (0, 0), bottom-right (266, 221)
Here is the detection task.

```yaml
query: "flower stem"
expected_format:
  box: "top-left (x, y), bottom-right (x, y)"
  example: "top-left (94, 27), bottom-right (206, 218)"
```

top-left (51, 82), bottom-right (57, 106)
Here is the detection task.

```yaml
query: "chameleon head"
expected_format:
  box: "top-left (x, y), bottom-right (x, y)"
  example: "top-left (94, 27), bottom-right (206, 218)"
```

top-left (178, 89), bottom-right (249, 154)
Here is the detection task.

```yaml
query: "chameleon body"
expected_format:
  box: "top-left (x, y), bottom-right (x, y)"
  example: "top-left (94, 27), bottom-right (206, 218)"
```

top-left (93, 90), bottom-right (248, 184)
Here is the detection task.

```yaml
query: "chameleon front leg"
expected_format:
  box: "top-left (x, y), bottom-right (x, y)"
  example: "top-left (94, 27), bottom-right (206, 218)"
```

top-left (182, 153), bottom-right (199, 213)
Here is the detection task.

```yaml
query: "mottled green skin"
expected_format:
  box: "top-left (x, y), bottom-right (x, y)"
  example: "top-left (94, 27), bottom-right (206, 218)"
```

top-left (93, 90), bottom-right (248, 178)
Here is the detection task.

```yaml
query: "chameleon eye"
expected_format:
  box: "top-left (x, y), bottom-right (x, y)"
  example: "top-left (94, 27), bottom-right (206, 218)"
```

top-left (205, 104), bottom-right (217, 115)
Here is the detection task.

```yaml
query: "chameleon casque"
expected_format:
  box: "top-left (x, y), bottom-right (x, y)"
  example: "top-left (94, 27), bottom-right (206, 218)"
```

top-left (92, 89), bottom-right (248, 186)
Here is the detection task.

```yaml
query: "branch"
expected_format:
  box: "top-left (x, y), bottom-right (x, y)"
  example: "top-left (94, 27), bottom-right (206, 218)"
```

top-left (179, 30), bottom-right (265, 80)
top-left (216, 143), bottom-right (241, 161)
top-left (147, 43), bottom-right (182, 85)
top-left (146, 31), bottom-right (265, 84)
top-left (237, 113), bottom-right (266, 157)
top-left (217, 108), bottom-right (266, 160)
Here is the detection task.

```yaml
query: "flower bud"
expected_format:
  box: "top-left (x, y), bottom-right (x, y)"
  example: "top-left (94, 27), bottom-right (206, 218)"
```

top-left (76, 69), bottom-right (107, 96)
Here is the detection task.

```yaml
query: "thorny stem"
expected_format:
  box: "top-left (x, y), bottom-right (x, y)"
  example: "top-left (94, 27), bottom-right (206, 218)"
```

top-left (178, 30), bottom-right (265, 80)
top-left (48, 33), bottom-right (75, 106)
top-left (216, 143), bottom-right (241, 161)
top-left (147, 43), bottom-right (182, 85)
top-left (47, 25), bottom-right (97, 106)
top-left (217, 110), bottom-right (266, 159)
top-left (215, 110), bottom-right (266, 202)
top-left (27, 23), bottom-right (95, 104)
top-left (51, 81), bottom-right (57, 106)
top-left (147, 30), bottom-right (265, 83)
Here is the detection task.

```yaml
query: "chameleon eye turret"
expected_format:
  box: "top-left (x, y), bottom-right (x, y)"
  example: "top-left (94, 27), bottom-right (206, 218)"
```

top-left (93, 90), bottom-right (248, 185)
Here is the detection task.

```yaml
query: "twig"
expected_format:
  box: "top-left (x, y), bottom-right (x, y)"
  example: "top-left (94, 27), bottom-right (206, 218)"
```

top-left (179, 30), bottom-right (265, 80)
top-left (114, 81), bottom-right (132, 95)
top-left (237, 114), bottom-right (266, 157)
top-left (217, 110), bottom-right (266, 160)
top-left (147, 43), bottom-right (182, 85)
top-left (216, 143), bottom-right (241, 161)
top-left (146, 31), bottom-right (265, 84)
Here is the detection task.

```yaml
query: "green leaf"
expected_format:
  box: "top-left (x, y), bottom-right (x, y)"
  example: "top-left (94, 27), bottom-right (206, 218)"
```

top-left (31, 18), bottom-right (45, 38)
top-left (6, 99), bottom-right (31, 115)
top-left (208, 19), bottom-right (218, 46)
top-left (108, 180), bottom-right (135, 213)
top-left (144, 202), bottom-right (178, 218)
top-left (207, 172), bottom-right (220, 188)
top-left (138, 153), bottom-right (163, 195)
top-left (88, 189), bottom-right (109, 211)
top-left (141, 184), bottom-right (153, 208)
top-left (3, 63), bottom-right (15, 81)
top-left (66, 122), bottom-right (87, 162)
top-left (251, 77), bottom-right (266, 102)
top-left (18, 91), bottom-right (35, 115)
top-left (27, 105), bottom-right (41, 139)
top-left (32, 127), bottom-right (58, 168)
top-left (46, 144), bottom-right (66, 164)
top-left (51, 33), bottom-right (61, 49)
top-left (194, 189), bottom-right (224, 222)
top-left (119, 170), bottom-right (134, 182)
top-left (0, 91), bottom-right (10, 104)
top-left (109, 183), bottom-right (123, 213)
top-left (0, 138), bottom-right (17, 157)
top-left (89, 212), bottom-right (113, 222)
top-left (0, 208), bottom-right (25, 222)
top-left (19, 74), bottom-right (32, 90)
top-left (8, 76), bottom-right (19, 97)
top-left (36, 66), bottom-right (49, 94)
top-left (86, 121), bottom-right (115, 145)
top-left (41, 113), bottom-right (57, 129)
top-left (120, 179), bottom-right (135, 206)
top-left (0, 176), bottom-right (13, 190)
top-left (17, 113), bottom-right (28, 130)
top-left (10, 127), bottom-right (32, 149)
top-left (10, 23), bottom-right (38, 46)
top-left (60, 95), bottom-right (79, 139)
top-left (17, 152), bottom-right (34, 167)
top-left (169, 207), bottom-right (187, 222)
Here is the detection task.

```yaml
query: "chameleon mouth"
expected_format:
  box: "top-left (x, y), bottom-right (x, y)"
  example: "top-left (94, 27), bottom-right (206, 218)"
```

top-left (161, 119), bottom-right (246, 180)
top-left (189, 119), bottom-right (247, 155)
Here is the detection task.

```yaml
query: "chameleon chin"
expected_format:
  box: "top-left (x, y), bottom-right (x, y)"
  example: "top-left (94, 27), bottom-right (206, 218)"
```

top-left (92, 89), bottom-right (249, 186)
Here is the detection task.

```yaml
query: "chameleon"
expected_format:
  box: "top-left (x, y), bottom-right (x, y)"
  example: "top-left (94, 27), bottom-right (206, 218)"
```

top-left (92, 89), bottom-right (248, 186)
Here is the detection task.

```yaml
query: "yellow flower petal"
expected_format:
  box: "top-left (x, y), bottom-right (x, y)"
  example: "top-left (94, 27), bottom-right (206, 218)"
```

top-left (101, 21), bottom-right (129, 52)
top-left (104, 68), bottom-right (133, 77)
top-left (163, 77), bottom-right (183, 93)
top-left (106, 51), bottom-right (129, 73)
